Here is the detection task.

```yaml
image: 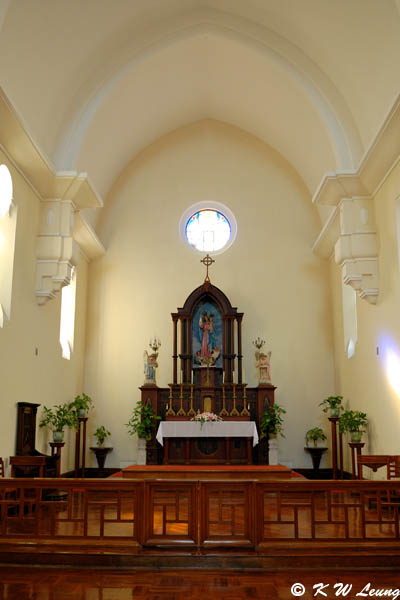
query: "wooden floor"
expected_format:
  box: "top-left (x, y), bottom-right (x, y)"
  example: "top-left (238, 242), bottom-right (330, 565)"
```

top-left (1, 567), bottom-right (400, 599)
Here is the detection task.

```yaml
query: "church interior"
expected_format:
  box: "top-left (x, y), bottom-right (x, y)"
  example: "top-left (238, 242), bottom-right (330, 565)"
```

top-left (1, 0), bottom-right (400, 596)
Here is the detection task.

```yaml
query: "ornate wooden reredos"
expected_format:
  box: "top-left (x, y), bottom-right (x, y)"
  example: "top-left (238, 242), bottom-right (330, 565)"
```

top-left (141, 277), bottom-right (277, 465)
top-left (171, 282), bottom-right (243, 385)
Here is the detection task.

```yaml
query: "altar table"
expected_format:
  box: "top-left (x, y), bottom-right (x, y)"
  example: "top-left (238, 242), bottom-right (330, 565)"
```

top-left (156, 421), bottom-right (259, 465)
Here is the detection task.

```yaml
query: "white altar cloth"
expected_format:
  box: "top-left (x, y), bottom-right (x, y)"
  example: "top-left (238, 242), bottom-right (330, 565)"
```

top-left (156, 421), bottom-right (259, 447)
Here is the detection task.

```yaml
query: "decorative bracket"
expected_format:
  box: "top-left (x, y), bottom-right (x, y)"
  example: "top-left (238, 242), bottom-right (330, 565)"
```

top-left (334, 198), bottom-right (378, 304)
top-left (36, 173), bottom-right (102, 305)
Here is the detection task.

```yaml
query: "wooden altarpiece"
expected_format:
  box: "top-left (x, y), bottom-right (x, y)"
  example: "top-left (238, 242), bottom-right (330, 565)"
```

top-left (141, 280), bottom-right (276, 465)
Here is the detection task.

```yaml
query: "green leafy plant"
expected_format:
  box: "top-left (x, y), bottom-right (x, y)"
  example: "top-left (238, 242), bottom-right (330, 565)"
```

top-left (93, 426), bottom-right (111, 447)
top-left (39, 403), bottom-right (77, 433)
top-left (319, 395), bottom-right (343, 415)
top-left (339, 410), bottom-right (368, 434)
top-left (71, 393), bottom-right (93, 417)
top-left (305, 427), bottom-right (327, 447)
top-left (260, 403), bottom-right (286, 438)
top-left (126, 401), bottom-right (160, 441)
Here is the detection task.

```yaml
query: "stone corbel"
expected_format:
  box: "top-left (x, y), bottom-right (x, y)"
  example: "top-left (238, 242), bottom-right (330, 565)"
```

top-left (36, 199), bottom-right (80, 305)
top-left (334, 198), bottom-right (378, 304)
top-left (36, 173), bottom-right (102, 305)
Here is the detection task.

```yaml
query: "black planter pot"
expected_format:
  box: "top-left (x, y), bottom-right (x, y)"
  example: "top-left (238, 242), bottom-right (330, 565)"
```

top-left (90, 447), bottom-right (113, 471)
top-left (304, 446), bottom-right (328, 471)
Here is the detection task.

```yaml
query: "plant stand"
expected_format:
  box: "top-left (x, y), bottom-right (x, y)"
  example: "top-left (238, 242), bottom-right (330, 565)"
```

top-left (304, 447), bottom-right (328, 472)
top-left (137, 438), bottom-right (147, 465)
top-left (74, 417), bottom-right (88, 478)
top-left (49, 442), bottom-right (65, 477)
top-left (90, 447), bottom-right (113, 473)
top-left (328, 417), bottom-right (344, 479)
top-left (349, 442), bottom-right (365, 479)
top-left (268, 437), bottom-right (278, 466)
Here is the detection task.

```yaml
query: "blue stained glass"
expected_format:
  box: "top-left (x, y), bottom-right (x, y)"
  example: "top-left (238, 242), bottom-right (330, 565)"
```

top-left (185, 209), bottom-right (231, 252)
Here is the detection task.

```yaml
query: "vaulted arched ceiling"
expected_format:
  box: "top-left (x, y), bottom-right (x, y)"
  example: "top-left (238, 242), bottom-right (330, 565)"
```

top-left (0, 0), bottom-right (399, 220)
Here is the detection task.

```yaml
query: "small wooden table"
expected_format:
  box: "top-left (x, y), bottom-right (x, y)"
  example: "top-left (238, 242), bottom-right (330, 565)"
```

top-left (357, 455), bottom-right (392, 480)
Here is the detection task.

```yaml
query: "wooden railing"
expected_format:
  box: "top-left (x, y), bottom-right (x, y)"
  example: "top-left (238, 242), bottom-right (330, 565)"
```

top-left (1, 478), bottom-right (400, 553)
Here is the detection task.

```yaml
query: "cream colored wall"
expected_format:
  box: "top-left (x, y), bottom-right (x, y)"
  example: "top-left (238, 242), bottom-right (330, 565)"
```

top-left (330, 161), bottom-right (400, 474)
top-left (0, 150), bottom-right (88, 475)
top-left (85, 120), bottom-right (335, 469)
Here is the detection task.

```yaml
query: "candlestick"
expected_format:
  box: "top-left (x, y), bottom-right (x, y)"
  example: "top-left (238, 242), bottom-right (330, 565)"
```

top-left (230, 382), bottom-right (239, 416)
top-left (166, 385), bottom-right (176, 416)
top-left (177, 382), bottom-right (186, 416)
top-left (187, 383), bottom-right (195, 417)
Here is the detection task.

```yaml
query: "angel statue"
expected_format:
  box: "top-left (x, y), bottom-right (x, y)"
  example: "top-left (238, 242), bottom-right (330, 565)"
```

top-left (253, 337), bottom-right (272, 385)
top-left (143, 337), bottom-right (161, 386)
top-left (255, 351), bottom-right (272, 384)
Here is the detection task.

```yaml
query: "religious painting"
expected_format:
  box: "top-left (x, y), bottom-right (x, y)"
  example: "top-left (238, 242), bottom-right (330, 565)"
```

top-left (192, 300), bottom-right (222, 368)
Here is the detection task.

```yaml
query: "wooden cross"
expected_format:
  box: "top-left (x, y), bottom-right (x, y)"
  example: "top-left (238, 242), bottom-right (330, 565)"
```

top-left (201, 254), bottom-right (215, 283)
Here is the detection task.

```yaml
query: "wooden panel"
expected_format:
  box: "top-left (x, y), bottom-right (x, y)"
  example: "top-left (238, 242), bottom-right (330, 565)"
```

top-left (201, 482), bottom-right (254, 547)
top-left (2, 478), bottom-right (400, 563)
top-left (142, 482), bottom-right (197, 546)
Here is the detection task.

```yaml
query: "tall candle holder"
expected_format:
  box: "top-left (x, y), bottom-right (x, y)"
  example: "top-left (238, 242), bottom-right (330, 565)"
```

top-left (230, 383), bottom-right (240, 416)
top-left (177, 383), bottom-right (186, 416)
top-left (187, 384), bottom-right (196, 417)
top-left (240, 384), bottom-right (250, 416)
top-left (220, 383), bottom-right (228, 416)
top-left (166, 384), bottom-right (176, 417)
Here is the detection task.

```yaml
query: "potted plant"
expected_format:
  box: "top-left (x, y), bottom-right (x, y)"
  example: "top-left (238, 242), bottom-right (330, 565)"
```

top-left (305, 427), bottom-right (327, 448)
top-left (90, 426), bottom-right (113, 472)
top-left (71, 393), bottom-right (93, 418)
top-left (304, 427), bottom-right (328, 471)
top-left (39, 403), bottom-right (77, 442)
top-left (260, 403), bottom-right (286, 467)
top-left (93, 426), bottom-right (111, 447)
top-left (126, 401), bottom-right (160, 441)
top-left (260, 403), bottom-right (286, 438)
top-left (319, 395), bottom-right (343, 417)
top-left (339, 410), bottom-right (368, 442)
top-left (126, 401), bottom-right (160, 466)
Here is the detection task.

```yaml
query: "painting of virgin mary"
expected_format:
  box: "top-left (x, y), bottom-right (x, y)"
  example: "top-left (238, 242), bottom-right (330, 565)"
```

top-left (192, 301), bottom-right (222, 367)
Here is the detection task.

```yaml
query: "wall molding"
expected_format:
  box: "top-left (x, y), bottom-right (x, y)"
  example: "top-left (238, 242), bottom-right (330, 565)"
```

top-left (312, 93), bottom-right (400, 303)
top-left (0, 88), bottom-right (104, 305)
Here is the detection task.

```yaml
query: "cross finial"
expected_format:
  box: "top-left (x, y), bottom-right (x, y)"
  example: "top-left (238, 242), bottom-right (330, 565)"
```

top-left (201, 254), bottom-right (215, 283)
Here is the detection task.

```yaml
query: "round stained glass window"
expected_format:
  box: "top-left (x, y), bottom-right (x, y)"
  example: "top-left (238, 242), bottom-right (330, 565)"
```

top-left (185, 209), bottom-right (231, 252)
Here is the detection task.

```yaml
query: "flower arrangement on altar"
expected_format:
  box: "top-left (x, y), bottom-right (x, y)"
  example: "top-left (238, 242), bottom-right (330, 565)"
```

top-left (191, 411), bottom-right (222, 424)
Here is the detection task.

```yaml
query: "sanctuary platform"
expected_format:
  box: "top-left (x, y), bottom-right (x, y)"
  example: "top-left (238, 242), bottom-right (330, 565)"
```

top-left (121, 464), bottom-right (294, 480)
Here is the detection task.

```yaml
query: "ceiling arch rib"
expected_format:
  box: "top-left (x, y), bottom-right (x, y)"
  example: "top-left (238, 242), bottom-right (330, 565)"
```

top-left (55, 8), bottom-right (362, 185)
top-left (74, 32), bottom-right (339, 206)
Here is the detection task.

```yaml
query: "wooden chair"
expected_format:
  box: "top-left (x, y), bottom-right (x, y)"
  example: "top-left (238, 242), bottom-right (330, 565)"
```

top-left (0, 457), bottom-right (4, 477)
